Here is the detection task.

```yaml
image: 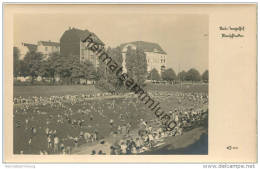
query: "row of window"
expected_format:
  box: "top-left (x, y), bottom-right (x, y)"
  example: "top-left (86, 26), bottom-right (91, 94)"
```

top-left (161, 59), bottom-right (166, 63)
top-left (81, 49), bottom-right (95, 56)
top-left (147, 59), bottom-right (166, 63)
top-left (45, 46), bottom-right (59, 51)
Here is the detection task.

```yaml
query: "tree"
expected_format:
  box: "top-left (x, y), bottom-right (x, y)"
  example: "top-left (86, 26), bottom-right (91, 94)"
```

top-left (39, 52), bottom-right (61, 84)
top-left (125, 46), bottom-right (136, 81)
top-left (13, 47), bottom-right (20, 78)
top-left (149, 68), bottom-right (161, 81)
top-left (125, 45), bottom-right (147, 86)
top-left (96, 58), bottom-right (107, 80)
top-left (79, 60), bottom-right (97, 81)
top-left (95, 47), bottom-right (123, 92)
top-left (39, 60), bottom-right (49, 82)
top-left (63, 55), bottom-right (80, 84)
top-left (19, 60), bottom-right (29, 77)
top-left (185, 68), bottom-right (201, 82)
top-left (135, 46), bottom-right (148, 85)
top-left (202, 70), bottom-right (209, 83)
top-left (71, 56), bottom-right (81, 83)
top-left (108, 47), bottom-right (123, 90)
top-left (178, 71), bottom-right (186, 82)
top-left (23, 50), bottom-right (44, 84)
top-left (161, 68), bottom-right (177, 81)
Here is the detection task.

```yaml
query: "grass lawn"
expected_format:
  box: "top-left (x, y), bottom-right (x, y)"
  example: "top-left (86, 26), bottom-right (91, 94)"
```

top-left (14, 85), bottom-right (103, 98)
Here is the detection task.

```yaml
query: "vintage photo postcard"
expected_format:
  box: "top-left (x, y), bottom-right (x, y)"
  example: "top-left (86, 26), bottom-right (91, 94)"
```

top-left (3, 4), bottom-right (257, 163)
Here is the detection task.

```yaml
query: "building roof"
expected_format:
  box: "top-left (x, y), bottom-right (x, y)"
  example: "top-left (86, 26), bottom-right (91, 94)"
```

top-left (22, 43), bottom-right (37, 51)
top-left (61, 27), bottom-right (104, 45)
top-left (39, 41), bottom-right (60, 47)
top-left (120, 41), bottom-right (167, 54)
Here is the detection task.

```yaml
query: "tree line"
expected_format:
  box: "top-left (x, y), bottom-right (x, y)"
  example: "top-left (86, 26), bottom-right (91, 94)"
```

top-left (13, 46), bottom-right (208, 89)
top-left (148, 67), bottom-right (208, 83)
top-left (148, 68), bottom-right (209, 82)
top-left (14, 47), bottom-right (99, 85)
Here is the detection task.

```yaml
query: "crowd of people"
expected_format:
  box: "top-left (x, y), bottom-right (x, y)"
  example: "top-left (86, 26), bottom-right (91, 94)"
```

top-left (13, 92), bottom-right (119, 105)
top-left (14, 89), bottom-right (208, 155)
top-left (107, 93), bottom-right (208, 155)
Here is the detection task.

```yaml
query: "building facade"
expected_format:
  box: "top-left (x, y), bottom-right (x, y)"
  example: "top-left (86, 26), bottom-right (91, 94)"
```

top-left (120, 41), bottom-right (167, 74)
top-left (17, 41), bottom-right (59, 60)
top-left (17, 42), bottom-right (37, 60)
top-left (60, 27), bottom-right (104, 67)
top-left (37, 41), bottom-right (60, 60)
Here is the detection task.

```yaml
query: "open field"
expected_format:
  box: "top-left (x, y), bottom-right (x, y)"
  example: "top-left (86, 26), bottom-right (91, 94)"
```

top-left (14, 85), bottom-right (103, 98)
top-left (14, 83), bottom-right (208, 98)
top-left (13, 84), bottom-right (208, 155)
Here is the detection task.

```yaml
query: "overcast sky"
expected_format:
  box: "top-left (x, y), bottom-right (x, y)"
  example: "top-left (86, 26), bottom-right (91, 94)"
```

top-left (14, 13), bottom-right (208, 73)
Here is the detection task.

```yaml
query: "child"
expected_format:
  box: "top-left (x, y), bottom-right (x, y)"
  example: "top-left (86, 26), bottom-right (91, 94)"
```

top-left (66, 146), bottom-right (71, 154)
top-left (60, 143), bottom-right (65, 154)
top-left (28, 137), bottom-right (32, 145)
top-left (47, 136), bottom-right (52, 149)
top-left (73, 137), bottom-right (79, 147)
top-left (91, 150), bottom-right (96, 155)
top-left (120, 142), bottom-right (127, 154)
top-left (45, 127), bottom-right (49, 137)
top-left (148, 133), bottom-right (154, 148)
top-left (79, 131), bottom-right (84, 139)
top-left (32, 127), bottom-right (37, 135)
top-left (84, 132), bottom-right (91, 143)
top-left (54, 136), bottom-right (59, 153)
top-left (25, 119), bottom-right (29, 130)
top-left (110, 146), bottom-right (116, 155)
top-left (93, 131), bottom-right (97, 141)
top-left (117, 125), bottom-right (122, 134)
top-left (110, 119), bottom-right (114, 127)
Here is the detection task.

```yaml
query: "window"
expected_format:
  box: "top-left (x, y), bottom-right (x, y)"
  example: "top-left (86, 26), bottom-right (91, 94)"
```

top-left (45, 47), bottom-right (48, 51)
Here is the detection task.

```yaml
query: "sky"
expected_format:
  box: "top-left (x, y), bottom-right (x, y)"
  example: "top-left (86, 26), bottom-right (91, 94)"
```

top-left (14, 12), bottom-right (208, 73)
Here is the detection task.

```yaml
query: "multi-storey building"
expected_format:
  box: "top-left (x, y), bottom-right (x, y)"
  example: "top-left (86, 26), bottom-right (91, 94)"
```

top-left (17, 41), bottom-right (59, 60)
top-left (120, 41), bottom-right (167, 74)
top-left (37, 41), bottom-right (60, 60)
top-left (60, 27), bottom-right (104, 67)
top-left (16, 42), bottom-right (37, 60)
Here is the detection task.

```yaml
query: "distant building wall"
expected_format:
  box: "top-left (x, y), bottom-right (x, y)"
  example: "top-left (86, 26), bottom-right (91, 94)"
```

top-left (120, 42), bottom-right (167, 74)
top-left (146, 52), bottom-right (166, 73)
top-left (17, 41), bottom-right (60, 60)
top-left (60, 32), bottom-right (80, 57)
top-left (37, 41), bottom-right (60, 60)
top-left (80, 41), bottom-right (102, 67)
top-left (60, 27), bottom-right (104, 67)
top-left (18, 43), bottom-right (30, 60)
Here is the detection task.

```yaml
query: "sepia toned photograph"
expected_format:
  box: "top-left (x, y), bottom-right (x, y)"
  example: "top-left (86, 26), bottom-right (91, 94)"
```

top-left (3, 4), bottom-right (256, 163)
top-left (13, 10), bottom-right (208, 155)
